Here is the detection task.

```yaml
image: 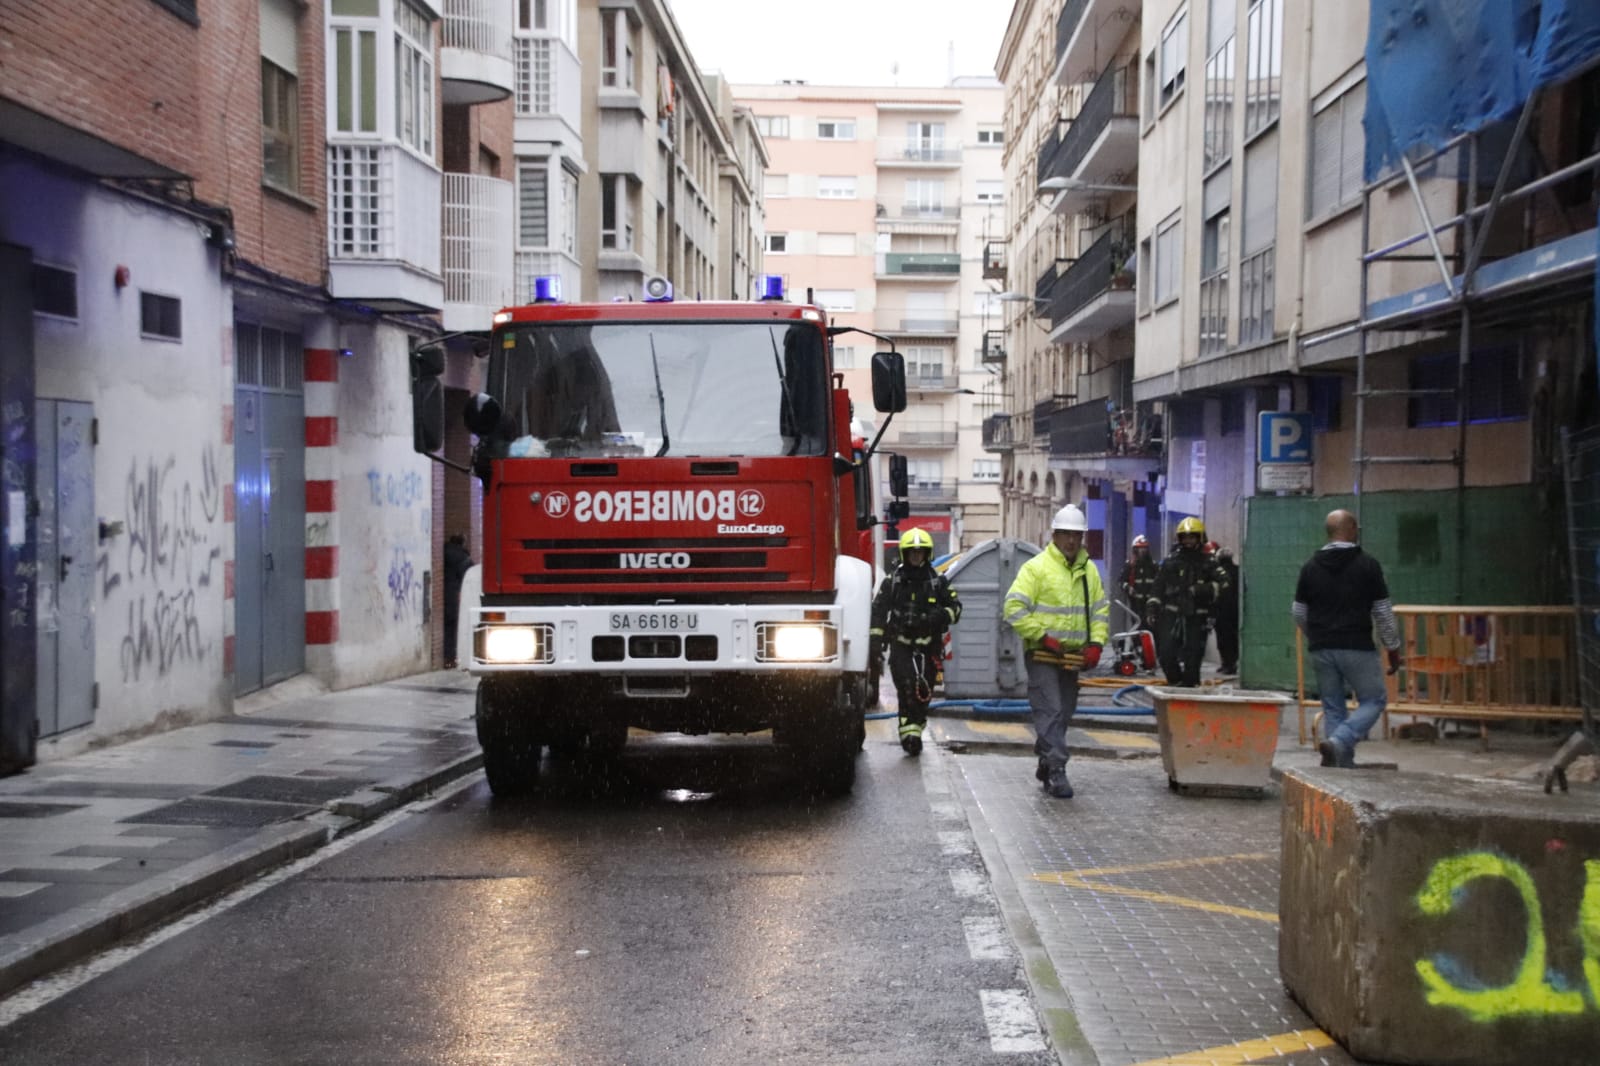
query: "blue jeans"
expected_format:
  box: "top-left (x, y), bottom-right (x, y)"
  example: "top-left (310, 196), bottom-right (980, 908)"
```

top-left (1311, 647), bottom-right (1387, 751)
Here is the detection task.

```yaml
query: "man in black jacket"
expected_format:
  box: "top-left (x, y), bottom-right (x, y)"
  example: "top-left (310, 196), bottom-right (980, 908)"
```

top-left (443, 534), bottom-right (473, 668)
top-left (870, 528), bottom-right (961, 756)
top-left (1292, 510), bottom-right (1404, 768)
top-left (1212, 545), bottom-right (1240, 674)
top-left (1146, 518), bottom-right (1228, 686)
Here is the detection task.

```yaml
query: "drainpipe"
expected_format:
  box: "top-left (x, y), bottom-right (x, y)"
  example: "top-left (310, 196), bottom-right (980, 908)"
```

top-left (1288, 0), bottom-right (1314, 376)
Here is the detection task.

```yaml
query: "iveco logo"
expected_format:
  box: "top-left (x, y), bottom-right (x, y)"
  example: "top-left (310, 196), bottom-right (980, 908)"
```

top-left (737, 490), bottom-right (766, 517)
top-left (543, 491), bottom-right (571, 517)
top-left (621, 552), bottom-right (692, 570)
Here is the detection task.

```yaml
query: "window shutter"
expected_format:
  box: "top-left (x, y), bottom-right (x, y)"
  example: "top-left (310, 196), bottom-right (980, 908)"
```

top-left (1203, 164), bottom-right (1231, 219)
top-left (1339, 83), bottom-right (1366, 206)
top-left (261, 0), bottom-right (298, 72)
top-left (1242, 135), bottom-right (1278, 253)
top-left (1308, 105), bottom-right (1342, 219)
top-left (519, 161), bottom-right (549, 247)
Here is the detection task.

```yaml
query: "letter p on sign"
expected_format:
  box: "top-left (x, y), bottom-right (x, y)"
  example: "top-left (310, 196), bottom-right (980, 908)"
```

top-left (1259, 412), bottom-right (1313, 463)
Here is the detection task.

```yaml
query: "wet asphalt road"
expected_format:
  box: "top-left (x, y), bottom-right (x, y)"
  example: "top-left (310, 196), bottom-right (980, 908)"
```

top-left (0, 727), bottom-right (1054, 1066)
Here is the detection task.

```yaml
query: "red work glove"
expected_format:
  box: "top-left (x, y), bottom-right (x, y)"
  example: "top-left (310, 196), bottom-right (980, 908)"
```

top-left (1080, 643), bottom-right (1102, 670)
top-left (1040, 635), bottom-right (1064, 656)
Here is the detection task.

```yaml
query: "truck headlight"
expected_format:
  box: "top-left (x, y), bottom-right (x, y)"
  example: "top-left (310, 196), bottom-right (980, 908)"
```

top-left (761, 623), bottom-right (834, 662)
top-left (482, 626), bottom-right (541, 663)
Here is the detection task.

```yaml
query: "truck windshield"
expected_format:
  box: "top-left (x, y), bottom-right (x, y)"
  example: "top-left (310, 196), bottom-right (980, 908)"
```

top-left (487, 320), bottom-right (830, 459)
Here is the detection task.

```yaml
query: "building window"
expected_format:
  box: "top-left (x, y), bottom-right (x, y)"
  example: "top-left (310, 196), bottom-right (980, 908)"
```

top-left (328, 145), bottom-right (381, 255)
top-left (1200, 167), bottom-right (1230, 354)
top-left (767, 174), bottom-right (788, 197)
top-left (833, 344), bottom-right (857, 369)
top-left (817, 175), bottom-right (857, 199)
top-left (756, 115), bottom-right (789, 138)
top-left (906, 346), bottom-right (947, 384)
top-left (976, 127), bottom-right (1004, 145)
top-left (601, 9), bottom-right (635, 89)
top-left (765, 232), bottom-right (787, 254)
top-left (813, 289), bottom-right (856, 312)
top-left (1239, 135), bottom-right (1277, 343)
top-left (330, 13), bottom-right (379, 136)
top-left (816, 119), bottom-right (855, 140)
top-left (1244, 0), bottom-right (1282, 137)
top-left (1159, 8), bottom-right (1189, 111)
top-left (260, 0), bottom-right (299, 192)
top-left (394, 0), bottom-right (434, 156)
top-left (1408, 348), bottom-right (1528, 427)
top-left (973, 459), bottom-right (1001, 481)
top-left (601, 175), bottom-right (633, 251)
top-left (32, 264), bottom-right (78, 320)
top-left (560, 166), bottom-right (578, 256)
top-left (1203, 38), bottom-right (1235, 172)
top-left (1152, 213), bottom-right (1182, 307)
top-left (518, 160), bottom-right (549, 247)
top-left (516, 37), bottom-right (553, 114)
top-left (975, 180), bottom-right (1004, 203)
top-left (140, 292), bottom-right (182, 341)
top-left (1308, 81), bottom-right (1366, 220)
top-left (518, 0), bottom-right (547, 30)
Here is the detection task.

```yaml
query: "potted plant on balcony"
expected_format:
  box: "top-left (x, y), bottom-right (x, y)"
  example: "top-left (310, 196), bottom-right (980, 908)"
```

top-left (1109, 242), bottom-right (1136, 290)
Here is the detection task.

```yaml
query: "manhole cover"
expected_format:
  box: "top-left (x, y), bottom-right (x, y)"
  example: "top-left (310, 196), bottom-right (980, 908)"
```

top-left (0, 801), bottom-right (86, 818)
top-left (203, 775), bottom-right (372, 805)
top-left (120, 798), bottom-right (310, 828)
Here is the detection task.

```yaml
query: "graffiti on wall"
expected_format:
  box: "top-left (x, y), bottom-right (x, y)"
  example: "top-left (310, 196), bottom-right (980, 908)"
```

top-left (367, 469), bottom-right (425, 509)
top-left (1414, 849), bottom-right (1600, 1022)
top-left (386, 547), bottom-right (420, 620)
top-left (97, 446), bottom-right (222, 682)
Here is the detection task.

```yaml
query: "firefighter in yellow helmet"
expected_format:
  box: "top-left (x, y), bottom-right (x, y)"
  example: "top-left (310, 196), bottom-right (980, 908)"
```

top-left (1002, 504), bottom-right (1110, 799)
top-left (1146, 517), bottom-right (1230, 686)
top-left (870, 528), bottom-right (962, 755)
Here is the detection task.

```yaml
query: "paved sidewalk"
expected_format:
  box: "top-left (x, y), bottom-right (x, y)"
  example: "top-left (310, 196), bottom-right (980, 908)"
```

top-left (0, 671), bottom-right (480, 998)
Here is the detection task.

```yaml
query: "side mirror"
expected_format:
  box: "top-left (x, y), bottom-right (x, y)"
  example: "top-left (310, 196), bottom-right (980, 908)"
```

top-left (888, 453), bottom-right (908, 497)
top-left (464, 393), bottom-right (504, 439)
top-left (870, 351), bottom-right (907, 413)
top-left (410, 346), bottom-right (445, 455)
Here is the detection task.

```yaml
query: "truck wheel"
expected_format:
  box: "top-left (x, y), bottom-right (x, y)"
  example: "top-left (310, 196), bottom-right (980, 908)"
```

top-left (796, 680), bottom-right (859, 795)
top-left (476, 679), bottom-right (541, 796)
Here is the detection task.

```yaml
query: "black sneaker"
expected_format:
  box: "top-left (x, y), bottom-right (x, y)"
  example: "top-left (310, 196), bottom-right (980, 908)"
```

top-left (901, 734), bottom-right (923, 756)
top-left (1035, 758), bottom-right (1049, 783)
top-left (1318, 740), bottom-right (1337, 767)
top-left (1046, 771), bottom-right (1074, 799)
top-left (1318, 739), bottom-right (1354, 768)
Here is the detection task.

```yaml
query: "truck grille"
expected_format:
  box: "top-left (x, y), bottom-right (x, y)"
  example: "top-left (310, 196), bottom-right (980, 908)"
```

top-left (521, 535), bottom-right (792, 586)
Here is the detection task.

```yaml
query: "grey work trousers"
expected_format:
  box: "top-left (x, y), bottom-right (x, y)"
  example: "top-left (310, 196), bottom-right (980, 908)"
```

top-left (1026, 658), bottom-right (1081, 772)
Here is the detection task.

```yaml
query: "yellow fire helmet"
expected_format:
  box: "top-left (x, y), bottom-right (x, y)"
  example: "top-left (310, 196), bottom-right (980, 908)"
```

top-left (898, 527), bottom-right (934, 559)
top-left (1176, 517), bottom-right (1206, 537)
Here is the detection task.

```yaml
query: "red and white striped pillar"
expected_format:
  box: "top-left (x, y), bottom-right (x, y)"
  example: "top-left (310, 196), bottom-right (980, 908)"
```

top-left (304, 347), bottom-right (341, 671)
top-left (221, 322), bottom-right (236, 679)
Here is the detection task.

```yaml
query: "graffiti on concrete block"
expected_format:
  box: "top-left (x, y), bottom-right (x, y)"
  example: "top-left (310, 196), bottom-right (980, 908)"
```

top-left (1414, 850), bottom-right (1597, 1022)
top-left (386, 547), bottom-right (419, 620)
top-left (367, 469), bottom-right (425, 509)
top-left (120, 588), bottom-right (206, 683)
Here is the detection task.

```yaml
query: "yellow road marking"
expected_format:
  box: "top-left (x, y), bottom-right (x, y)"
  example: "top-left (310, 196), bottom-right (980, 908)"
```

top-left (1127, 1028), bottom-right (1336, 1065)
top-left (965, 720), bottom-right (1034, 740)
top-left (1080, 729), bottom-right (1160, 750)
top-left (1032, 852), bottom-right (1280, 924)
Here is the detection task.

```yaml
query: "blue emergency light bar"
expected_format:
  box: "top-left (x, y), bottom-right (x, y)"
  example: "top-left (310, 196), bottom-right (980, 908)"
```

top-left (533, 275), bottom-right (562, 303)
top-left (758, 275), bottom-right (784, 301)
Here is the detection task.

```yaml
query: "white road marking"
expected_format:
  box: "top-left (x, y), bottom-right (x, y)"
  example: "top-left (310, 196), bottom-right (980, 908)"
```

top-left (0, 772), bottom-right (483, 1029)
top-left (929, 799), bottom-right (963, 822)
top-left (938, 830), bottom-right (973, 857)
top-left (962, 916), bottom-right (1013, 960)
top-left (949, 868), bottom-right (987, 899)
top-left (979, 988), bottom-right (1048, 1053)
top-left (0, 883), bottom-right (49, 899)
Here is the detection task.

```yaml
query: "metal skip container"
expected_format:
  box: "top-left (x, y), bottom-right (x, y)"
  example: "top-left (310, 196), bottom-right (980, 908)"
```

top-left (1146, 686), bottom-right (1295, 795)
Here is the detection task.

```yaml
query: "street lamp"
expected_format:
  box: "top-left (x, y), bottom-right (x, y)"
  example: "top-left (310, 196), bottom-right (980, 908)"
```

top-left (995, 292), bottom-right (1049, 307)
top-left (1037, 176), bottom-right (1138, 195)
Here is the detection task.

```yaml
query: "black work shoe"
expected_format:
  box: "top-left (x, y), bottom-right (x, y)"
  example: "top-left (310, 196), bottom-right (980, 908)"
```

top-left (901, 734), bottom-right (923, 756)
top-left (1046, 771), bottom-right (1074, 799)
top-left (1318, 739), bottom-right (1354, 768)
top-left (1035, 757), bottom-right (1049, 783)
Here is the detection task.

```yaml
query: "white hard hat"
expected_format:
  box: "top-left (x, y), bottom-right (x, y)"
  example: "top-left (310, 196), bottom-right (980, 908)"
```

top-left (1050, 504), bottom-right (1088, 532)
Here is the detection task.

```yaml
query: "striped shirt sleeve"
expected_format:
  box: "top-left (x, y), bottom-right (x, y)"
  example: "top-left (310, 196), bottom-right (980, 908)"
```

top-left (1291, 600), bottom-right (1308, 631)
top-left (1371, 599), bottom-right (1401, 650)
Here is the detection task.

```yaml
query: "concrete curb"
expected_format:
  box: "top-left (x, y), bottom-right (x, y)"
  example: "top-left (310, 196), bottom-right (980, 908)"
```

top-left (0, 749), bottom-right (485, 999)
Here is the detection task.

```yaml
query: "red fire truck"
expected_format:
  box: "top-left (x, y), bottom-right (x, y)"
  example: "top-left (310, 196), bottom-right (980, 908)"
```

top-left (411, 278), bottom-right (906, 796)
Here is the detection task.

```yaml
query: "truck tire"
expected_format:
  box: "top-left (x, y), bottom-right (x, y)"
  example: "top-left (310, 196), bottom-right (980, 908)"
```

top-left (476, 679), bottom-right (541, 796)
top-left (790, 679), bottom-right (859, 795)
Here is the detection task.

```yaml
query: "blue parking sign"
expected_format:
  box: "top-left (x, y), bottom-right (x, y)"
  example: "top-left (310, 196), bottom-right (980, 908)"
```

top-left (1259, 412), bottom-right (1313, 463)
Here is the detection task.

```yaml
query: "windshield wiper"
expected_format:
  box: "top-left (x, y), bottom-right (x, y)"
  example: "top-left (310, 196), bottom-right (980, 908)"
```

top-left (649, 332), bottom-right (671, 457)
top-left (769, 328), bottom-right (801, 457)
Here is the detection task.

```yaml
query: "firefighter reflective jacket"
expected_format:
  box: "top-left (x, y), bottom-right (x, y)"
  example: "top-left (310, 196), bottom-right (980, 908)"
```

top-left (1003, 543), bottom-right (1110, 651)
top-left (1148, 547), bottom-right (1230, 624)
top-left (871, 563), bottom-right (961, 648)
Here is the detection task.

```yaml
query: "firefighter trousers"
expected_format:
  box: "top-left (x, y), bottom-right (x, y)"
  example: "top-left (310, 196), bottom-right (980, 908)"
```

top-left (1157, 613), bottom-right (1210, 687)
top-left (887, 643), bottom-right (938, 742)
top-left (1026, 658), bottom-right (1080, 773)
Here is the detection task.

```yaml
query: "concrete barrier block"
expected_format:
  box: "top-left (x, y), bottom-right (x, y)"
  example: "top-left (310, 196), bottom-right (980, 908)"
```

top-left (1280, 769), bottom-right (1600, 1065)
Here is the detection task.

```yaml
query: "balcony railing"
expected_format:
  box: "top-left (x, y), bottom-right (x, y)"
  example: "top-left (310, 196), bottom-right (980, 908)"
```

top-left (514, 249), bottom-right (582, 305)
top-left (879, 314), bottom-right (960, 334)
top-left (1049, 398), bottom-right (1165, 458)
top-left (1032, 394), bottom-right (1075, 438)
top-left (890, 423), bottom-right (958, 447)
top-left (443, 173), bottom-right (514, 325)
top-left (326, 143), bottom-right (442, 309)
top-left (908, 369), bottom-right (958, 391)
top-left (444, 0), bottom-right (513, 61)
top-left (1047, 218), bottom-right (1135, 327)
top-left (1038, 63), bottom-right (1138, 186)
top-left (982, 413), bottom-right (1017, 452)
top-left (1055, 0), bottom-right (1092, 69)
top-left (877, 139), bottom-right (963, 165)
top-left (983, 241), bottom-right (1006, 281)
top-left (879, 252), bottom-right (960, 277)
top-left (906, 481), bottom-right (960, 502)
top-left (441, 0), bottom-right (514, 105)
top-left (981, 329), bottom-right (1005, 365)
top-left (877, 201), bottom-right (961, 222)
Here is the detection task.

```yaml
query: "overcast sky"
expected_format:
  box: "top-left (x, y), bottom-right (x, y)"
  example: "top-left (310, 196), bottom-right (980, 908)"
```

top-left (665, 0), bottom-right (1008, 87)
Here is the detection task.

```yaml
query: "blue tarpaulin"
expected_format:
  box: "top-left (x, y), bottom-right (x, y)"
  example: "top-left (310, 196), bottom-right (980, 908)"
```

top-left (1365, 0), bottom-right (1600, 181)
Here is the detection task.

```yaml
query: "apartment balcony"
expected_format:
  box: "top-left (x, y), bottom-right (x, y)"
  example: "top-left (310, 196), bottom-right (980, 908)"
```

top-left (981, 329), bottom-right (1006, 366)
top-left (1038, 64), bottom-right (1139, 208)
top-left (876, 139), bottom-right (963, 168)
top-left (514, 249), bottom-right (583, 305)
top-left (982, 413), bottom-right (1017, 453)
top-left (888, 422), bottom-right (958, 448)
top-left (514, 36), bottom-right (583, 150)
top-left (1032, 395), bottom-right (1076, 442)
top-left (1047, 219), bottom-right (1136, 343)
top-left (326, 143), bottom-right (443, 312)
top-left (1052, 0), bottom-right (1141, 87)
top-left (983, 241), bottom-right (1006, 282)
top-left (441, 0), bottom-right (515, 105)
top-left (877, 252), bottom-right (961, 280)
top-left (441, 173), bottom-right (514, 332)
top-left (895, 481), bottom-right (961, 505)
top-left (907, 369), bottom-right (961, 393)
top-left (1047, 398), bottom-right (1164, 476)
top-left (876, 201), bottom-right (961, 233)
top-left (876, 312), bottom-right (960, 338)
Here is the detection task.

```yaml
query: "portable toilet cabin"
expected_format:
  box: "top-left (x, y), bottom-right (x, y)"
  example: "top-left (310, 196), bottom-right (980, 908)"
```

top-left (941, 538), bottom-right (1041, 699)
